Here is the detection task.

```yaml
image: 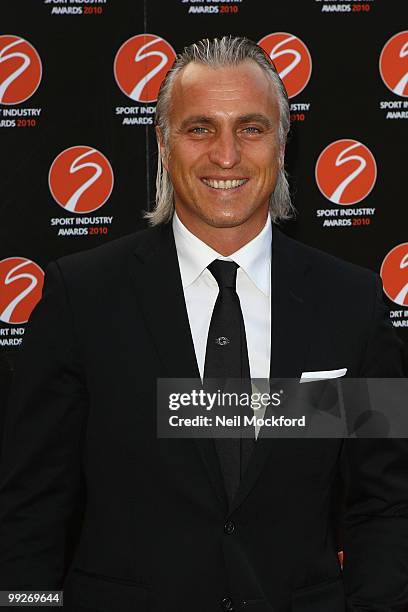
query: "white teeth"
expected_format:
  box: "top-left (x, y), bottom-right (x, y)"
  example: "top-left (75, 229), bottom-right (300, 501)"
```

top-left (203, 178), bottom-right (247, 189)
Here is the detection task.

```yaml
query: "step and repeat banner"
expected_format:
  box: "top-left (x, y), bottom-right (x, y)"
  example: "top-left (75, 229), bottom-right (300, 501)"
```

top-left (0, 0), bottom-right (407, 367)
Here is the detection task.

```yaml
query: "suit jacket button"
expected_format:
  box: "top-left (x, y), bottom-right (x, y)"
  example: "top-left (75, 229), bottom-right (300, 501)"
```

top-left (221, 597), bottom-right (235, 611)
top-left (224, 520), bottom-right (236, 535)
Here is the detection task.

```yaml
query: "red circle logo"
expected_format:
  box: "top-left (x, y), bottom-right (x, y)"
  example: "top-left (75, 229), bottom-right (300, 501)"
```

top-left (114, 33), bottom-right (176, 103)
top-left (379, 31), bottom-right (408, 98)
top-left (380, 243), bottom-right (408, 307)
top-left (0, 257), bottom-right (44, 324)
top-left (315, 139), bottom-right (377, 206)
top-left (258, 32), bottom-right (312, 99)
top-left (0, 35), bottom-right (42, 105)
top-left (49, 146), bottom-right (114, 214)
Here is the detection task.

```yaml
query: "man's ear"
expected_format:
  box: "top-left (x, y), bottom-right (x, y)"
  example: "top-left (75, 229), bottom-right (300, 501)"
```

top-left (156, 126), bottom-right (169, 172)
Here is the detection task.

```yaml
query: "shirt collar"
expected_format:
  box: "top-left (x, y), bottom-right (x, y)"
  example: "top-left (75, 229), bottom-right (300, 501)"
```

top-left (172, 211), bottom-right (272, 296)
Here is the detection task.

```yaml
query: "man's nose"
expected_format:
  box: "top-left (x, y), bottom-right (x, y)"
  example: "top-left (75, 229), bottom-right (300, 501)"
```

top-left (208, 130), bottom-right (241, 168)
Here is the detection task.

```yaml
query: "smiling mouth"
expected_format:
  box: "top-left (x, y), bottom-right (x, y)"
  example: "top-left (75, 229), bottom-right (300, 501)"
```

top-left (201, 178), bottom-right (249, 190)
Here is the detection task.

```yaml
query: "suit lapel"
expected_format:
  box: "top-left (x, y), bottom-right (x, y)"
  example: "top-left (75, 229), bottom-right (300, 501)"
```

top-left (230, 226), bottom-right (315, 513)
top-left (130, 223), bottom-right (199, 379)
top-left (269, 226), bottom-right (314, 379)
top-left (128, 222), bottom-right (228, 510)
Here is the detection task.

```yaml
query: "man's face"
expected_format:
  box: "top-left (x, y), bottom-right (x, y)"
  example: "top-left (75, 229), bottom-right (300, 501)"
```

top-left (157, 60), bottom-right (283, 237)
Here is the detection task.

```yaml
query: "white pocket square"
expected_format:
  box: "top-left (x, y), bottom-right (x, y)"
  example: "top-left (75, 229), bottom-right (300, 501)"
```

top-left (300, 368), bottom-right (347, 383)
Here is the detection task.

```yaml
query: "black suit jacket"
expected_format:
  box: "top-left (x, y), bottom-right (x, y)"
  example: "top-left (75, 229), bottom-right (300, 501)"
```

top-left (0, 222), bottom-right (407, 612)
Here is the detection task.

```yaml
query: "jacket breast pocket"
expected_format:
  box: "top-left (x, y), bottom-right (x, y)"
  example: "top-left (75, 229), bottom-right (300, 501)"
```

top-left (69, 569), bottom-right (150, 612)
top-left (292, 577), bottom-right (345, 612)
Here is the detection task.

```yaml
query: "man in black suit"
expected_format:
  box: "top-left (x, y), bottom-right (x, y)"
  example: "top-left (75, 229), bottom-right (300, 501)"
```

top-left (0, 36), bottom-right (407, 612)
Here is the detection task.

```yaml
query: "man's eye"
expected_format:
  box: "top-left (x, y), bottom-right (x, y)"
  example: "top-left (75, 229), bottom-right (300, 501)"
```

top-left (243, 126), bottom-right (261, 134)
top-left (190, 127), bottom-right (208, 134)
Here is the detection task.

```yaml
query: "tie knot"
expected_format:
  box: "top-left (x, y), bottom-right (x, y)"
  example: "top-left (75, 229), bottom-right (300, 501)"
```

top-left (208, 260), bottom-right (238, 289)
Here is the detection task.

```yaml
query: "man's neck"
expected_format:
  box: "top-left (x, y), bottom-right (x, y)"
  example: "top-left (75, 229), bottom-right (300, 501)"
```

top-left (174, 209), bottom-right (269, 256)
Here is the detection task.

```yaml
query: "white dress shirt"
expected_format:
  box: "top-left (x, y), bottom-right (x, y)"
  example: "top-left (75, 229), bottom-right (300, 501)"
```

top-left (172, 211), bottom-right (272, 384)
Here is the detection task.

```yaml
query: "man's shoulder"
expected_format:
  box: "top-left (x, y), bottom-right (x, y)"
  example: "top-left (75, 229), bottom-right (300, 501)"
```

top-left (274, 226), bottom-right (378, 288)
top-left (54, 224), bottom-right (165, 278)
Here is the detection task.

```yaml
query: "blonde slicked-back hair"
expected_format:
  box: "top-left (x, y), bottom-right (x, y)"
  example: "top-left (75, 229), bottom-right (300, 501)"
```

top-left (144, 36), bottom-right (294, 226)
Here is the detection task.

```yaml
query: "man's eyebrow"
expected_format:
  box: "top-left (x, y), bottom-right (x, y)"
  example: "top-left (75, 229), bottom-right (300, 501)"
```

top-left (178, 113), bottom-right (274, 131)
top-left (179, 116), bottom-right (214, 130)
top-left (238, 113), bottom-right (274, 127)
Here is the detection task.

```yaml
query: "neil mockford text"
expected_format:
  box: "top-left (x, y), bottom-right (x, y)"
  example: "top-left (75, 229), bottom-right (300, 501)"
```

top-left (166, 389), bottom-right (306, 429)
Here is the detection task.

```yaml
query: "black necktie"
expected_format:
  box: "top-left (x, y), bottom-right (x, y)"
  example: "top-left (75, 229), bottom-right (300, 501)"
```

top-left (203, 260), bottom-right (255, 504)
